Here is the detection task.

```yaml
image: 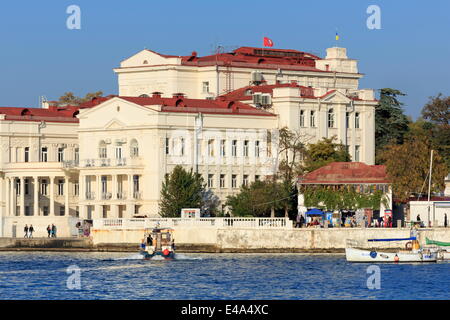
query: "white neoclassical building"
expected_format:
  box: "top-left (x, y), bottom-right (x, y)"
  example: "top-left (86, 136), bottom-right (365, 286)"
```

top-left (0, 45), bottom-right (378, 237)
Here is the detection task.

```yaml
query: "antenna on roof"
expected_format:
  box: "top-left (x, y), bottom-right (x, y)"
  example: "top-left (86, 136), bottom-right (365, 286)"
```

top-left (39, 96), bottom-right (48, 109)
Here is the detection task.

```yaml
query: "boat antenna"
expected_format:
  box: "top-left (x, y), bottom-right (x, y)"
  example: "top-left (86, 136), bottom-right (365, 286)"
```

top-left (427, 149), bottom-right (434, 226)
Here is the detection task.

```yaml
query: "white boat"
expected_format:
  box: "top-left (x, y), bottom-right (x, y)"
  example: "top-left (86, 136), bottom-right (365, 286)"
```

top-left (345, 237), bottom-right (438, 263)
top-left (345, 247), bottom-right (437, 263)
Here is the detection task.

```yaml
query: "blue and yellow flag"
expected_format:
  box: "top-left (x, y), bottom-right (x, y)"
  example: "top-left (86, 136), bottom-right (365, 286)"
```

top-left (335, 32), bottom-right (339, 41)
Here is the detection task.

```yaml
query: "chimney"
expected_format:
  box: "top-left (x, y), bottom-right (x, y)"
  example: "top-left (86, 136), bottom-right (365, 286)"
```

top-left (172, 93), bottom-right (185, 98)
top-left (152, 91), bottom-right (162, 98)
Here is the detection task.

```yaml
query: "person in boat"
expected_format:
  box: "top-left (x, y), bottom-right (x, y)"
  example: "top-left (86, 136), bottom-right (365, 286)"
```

top-left (146, 234), bottom-right (153, 246)
top-left (140, 239), bottom-right (146, 250)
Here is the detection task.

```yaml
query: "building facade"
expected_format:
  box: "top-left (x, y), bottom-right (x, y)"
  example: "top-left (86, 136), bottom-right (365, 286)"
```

top-left (0, 45), bottom-right (378, 236)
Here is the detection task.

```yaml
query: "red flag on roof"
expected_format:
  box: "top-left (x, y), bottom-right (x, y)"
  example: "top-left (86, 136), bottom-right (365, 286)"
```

top-left (263, 37), bottom-right (274, 47)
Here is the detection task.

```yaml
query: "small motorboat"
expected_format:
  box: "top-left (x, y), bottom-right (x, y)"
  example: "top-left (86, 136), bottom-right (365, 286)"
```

top-left (139, 228), bottom-right (175, 260)
top-left (345, 237), bottom-right (437, 263)
top-left (425, 237), bottom-right (450, 260)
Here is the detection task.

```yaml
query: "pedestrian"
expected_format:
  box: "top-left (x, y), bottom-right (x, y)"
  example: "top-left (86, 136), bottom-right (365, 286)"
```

top-left (295, 213), bottom-right (301, 228)
top-left (24, 224), bottom-right (29, 238)
top-left (46, 225), bottom-right (51, 238)
top-left (445, 213), bottom-right (448, 228)
top-left (29, 225), bottom-right (34, 238)
top-left (51, 224), bottom-right (57, 238)
top-left (300, 215), bottom-right (305, 228)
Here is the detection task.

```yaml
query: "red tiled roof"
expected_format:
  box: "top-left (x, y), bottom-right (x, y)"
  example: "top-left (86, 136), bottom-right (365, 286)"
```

top-left (173, 47), bottom-right (325, 72)
top-left (92, 95), bottom-right (276, 117)
top-left (0, 105), bottom-right (82, 123)
top-left (298, 162), bottom-right (390, 184)
top-left (220, 82), bottom-right (316, 101)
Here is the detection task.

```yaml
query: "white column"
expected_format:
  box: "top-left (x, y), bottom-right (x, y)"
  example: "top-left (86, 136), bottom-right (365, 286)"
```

top-left (10, 178), bottom-right (15, 216)
top-left (80, 174), bottom-right (85, 201)
top-left (20, 177), bottom-right (25, 216)
top-left (64, 176), bottom-right (69, 216)
top-left (5, 178), bottom-right (10, 217)
top-left (128, 174), bottom-right (133, 199)
top-left (97, 175), bottom-right (101, 200)
top-left (33, 176), bottom-right (39, 216)
top-left (112, 175), bottom-right (117, 200)
top-left (49, 176), bottom-right (55, 216)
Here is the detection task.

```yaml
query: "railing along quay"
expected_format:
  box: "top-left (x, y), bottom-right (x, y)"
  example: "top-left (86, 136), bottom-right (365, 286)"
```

top-left (93, 217), bottom-right (292, 230)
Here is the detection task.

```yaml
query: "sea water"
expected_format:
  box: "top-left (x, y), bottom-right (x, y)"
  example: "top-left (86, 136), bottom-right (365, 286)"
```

top-left (0, 252), bottom-right (448, 300)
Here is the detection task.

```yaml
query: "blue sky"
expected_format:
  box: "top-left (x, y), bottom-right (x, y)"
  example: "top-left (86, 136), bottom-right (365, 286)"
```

top-left (0, 0), bottom-right (449, 119)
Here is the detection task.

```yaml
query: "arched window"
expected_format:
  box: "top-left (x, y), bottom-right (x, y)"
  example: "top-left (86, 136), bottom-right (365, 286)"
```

top-left (328, 109), bottom-right (335, 128)
top-left (99, 140), bottom-right (107, 158)
top-left (130, 139), bottom-right (139, 157)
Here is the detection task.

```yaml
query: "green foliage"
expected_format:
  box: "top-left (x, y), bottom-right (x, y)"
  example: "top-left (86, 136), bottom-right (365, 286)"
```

top-left (160, 165), bottom-right (205, 217)
top-left (378, 134), bottom-right (448, 201)
top-left (58, 91), bottom-right (103, 105)
top-left (302, 185), bottom-right (386, 211)
top-left (226, 180), bottom-right (291, 217)
top-left (375, 88), bottom-right (410, 164)
top-left (303, 136), bottom-right (351, 172)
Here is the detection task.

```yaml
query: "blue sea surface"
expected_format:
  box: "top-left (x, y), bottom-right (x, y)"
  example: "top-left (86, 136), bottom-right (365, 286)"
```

top-left (0, 252), bottom-right (448, 300)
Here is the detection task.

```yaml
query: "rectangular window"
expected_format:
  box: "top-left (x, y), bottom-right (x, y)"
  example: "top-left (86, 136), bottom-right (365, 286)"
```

top-left (208, 139), bottom-right (215, 157)
top-left (74, 148), bottom-right (79, 163)
top-left (25, 206), bottom-right (30, 216)
top-left (43, 206), bottom-right (49, 216)
top-left (58, 148), bottom-right (64, 162)
top-left (232, 140), bottom-right (237, 157)
top-left (243, 175), bottom-right (249, 187)
top-left (115, 147), bottom-right (122, 159)
top-left (24, 147), bottom-right (29, 162)
top-left (255, 175), bottom-right (260, 181)
top-left (231, 175), bottom-right (237, 188)
top-left (41, 179), bottom-right (48, 195)
top-left (299, 110), bottom-right (305, 127)
top-left (202, 81), bottom-right (210, 93)
top-left (133, 175), bottom-right (139, 193)
top-left (74, 181), bottom-right (79, 196)
top-left (15, 179), bottom-right (20, 195)
top-left (220, 140), bottom-right (226, 157)
top-left (255, 141), bottom-right (260, 158)
top-left (24, 179), bottom-right (29, 195)
top-left (165, 138), bottom-right (170, 155)
top-left (220, 174), bottom-right (225, 188)
top-left (346, 112), bottom-right (350, 129)
top-left (355, 145), bottom-right (360, 162)
top-left (310, 111), bottom-right (316, 127)
top-left (99, 146), bottom-right (107, 158)
top-left (41, 147), bottom-right (48, 162)
top-left (59, 206), bottom-right (65, 216)
top-left (58, 179), bottom-right (64, 196)
top-left (208, 174), bottom-right (214, 188)
top-left (180, 138), bottom-right (185, 156)
top-left (243, 140), bottom-right (249, 157)
top-left (355, 112), bottom-right (360, 129)
top-left (328, 110), bottom-right (335, 128)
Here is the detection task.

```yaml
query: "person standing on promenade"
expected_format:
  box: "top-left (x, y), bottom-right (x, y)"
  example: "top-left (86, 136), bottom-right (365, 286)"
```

top-left (46, 225), bottom-right (51, 238)
top-left (24, 225), bottom-right (29, 238)
top-left (52, 224), bottom-right (57, 238)
top-left (29, 225), bottom-right (34, 238)
top-left (295, 213), bottom-right (301, 228)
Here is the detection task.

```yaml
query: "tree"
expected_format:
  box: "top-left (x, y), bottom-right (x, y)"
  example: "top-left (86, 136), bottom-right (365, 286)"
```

top-left (225, 180), bottom-right (287, 217)
top-left (302, 136), bottom-right (351, 173)
top-left (375, 88), bottom-right (410, 164)
top-left (160, 165), bottom-right (205, 217)
top-left (421, 93), bottom-right (450, 169)
top-left (378, 135), bottom-right (448, 201)
top-left (58, 91), bottom-right (103, 105)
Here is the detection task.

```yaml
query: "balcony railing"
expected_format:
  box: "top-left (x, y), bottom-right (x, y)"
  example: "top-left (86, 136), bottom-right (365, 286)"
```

top-left (133, 191), bottom-right (142, 200)
top-left (116, 192), bottom-right (127, 200)
top-left (101, 192), bottom-right (112, 200)
top-left (85, 192), bottom-right (95, 200)
top-left (63, 160), bottom-right (79, 168)
top-left (83, 158), bottom-right (140, 168)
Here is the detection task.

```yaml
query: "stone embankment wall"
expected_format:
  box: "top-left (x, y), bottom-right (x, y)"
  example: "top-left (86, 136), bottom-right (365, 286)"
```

top-left (91, 227), bottom-right (450, 252)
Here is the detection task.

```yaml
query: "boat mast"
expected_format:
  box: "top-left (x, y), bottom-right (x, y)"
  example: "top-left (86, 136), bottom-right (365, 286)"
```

top-left (427, 149), bottom-right (434, 227)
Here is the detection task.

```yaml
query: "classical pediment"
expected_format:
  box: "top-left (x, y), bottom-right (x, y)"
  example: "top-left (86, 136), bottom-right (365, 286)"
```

top-left (320, 90), bottom-right (352, 104)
